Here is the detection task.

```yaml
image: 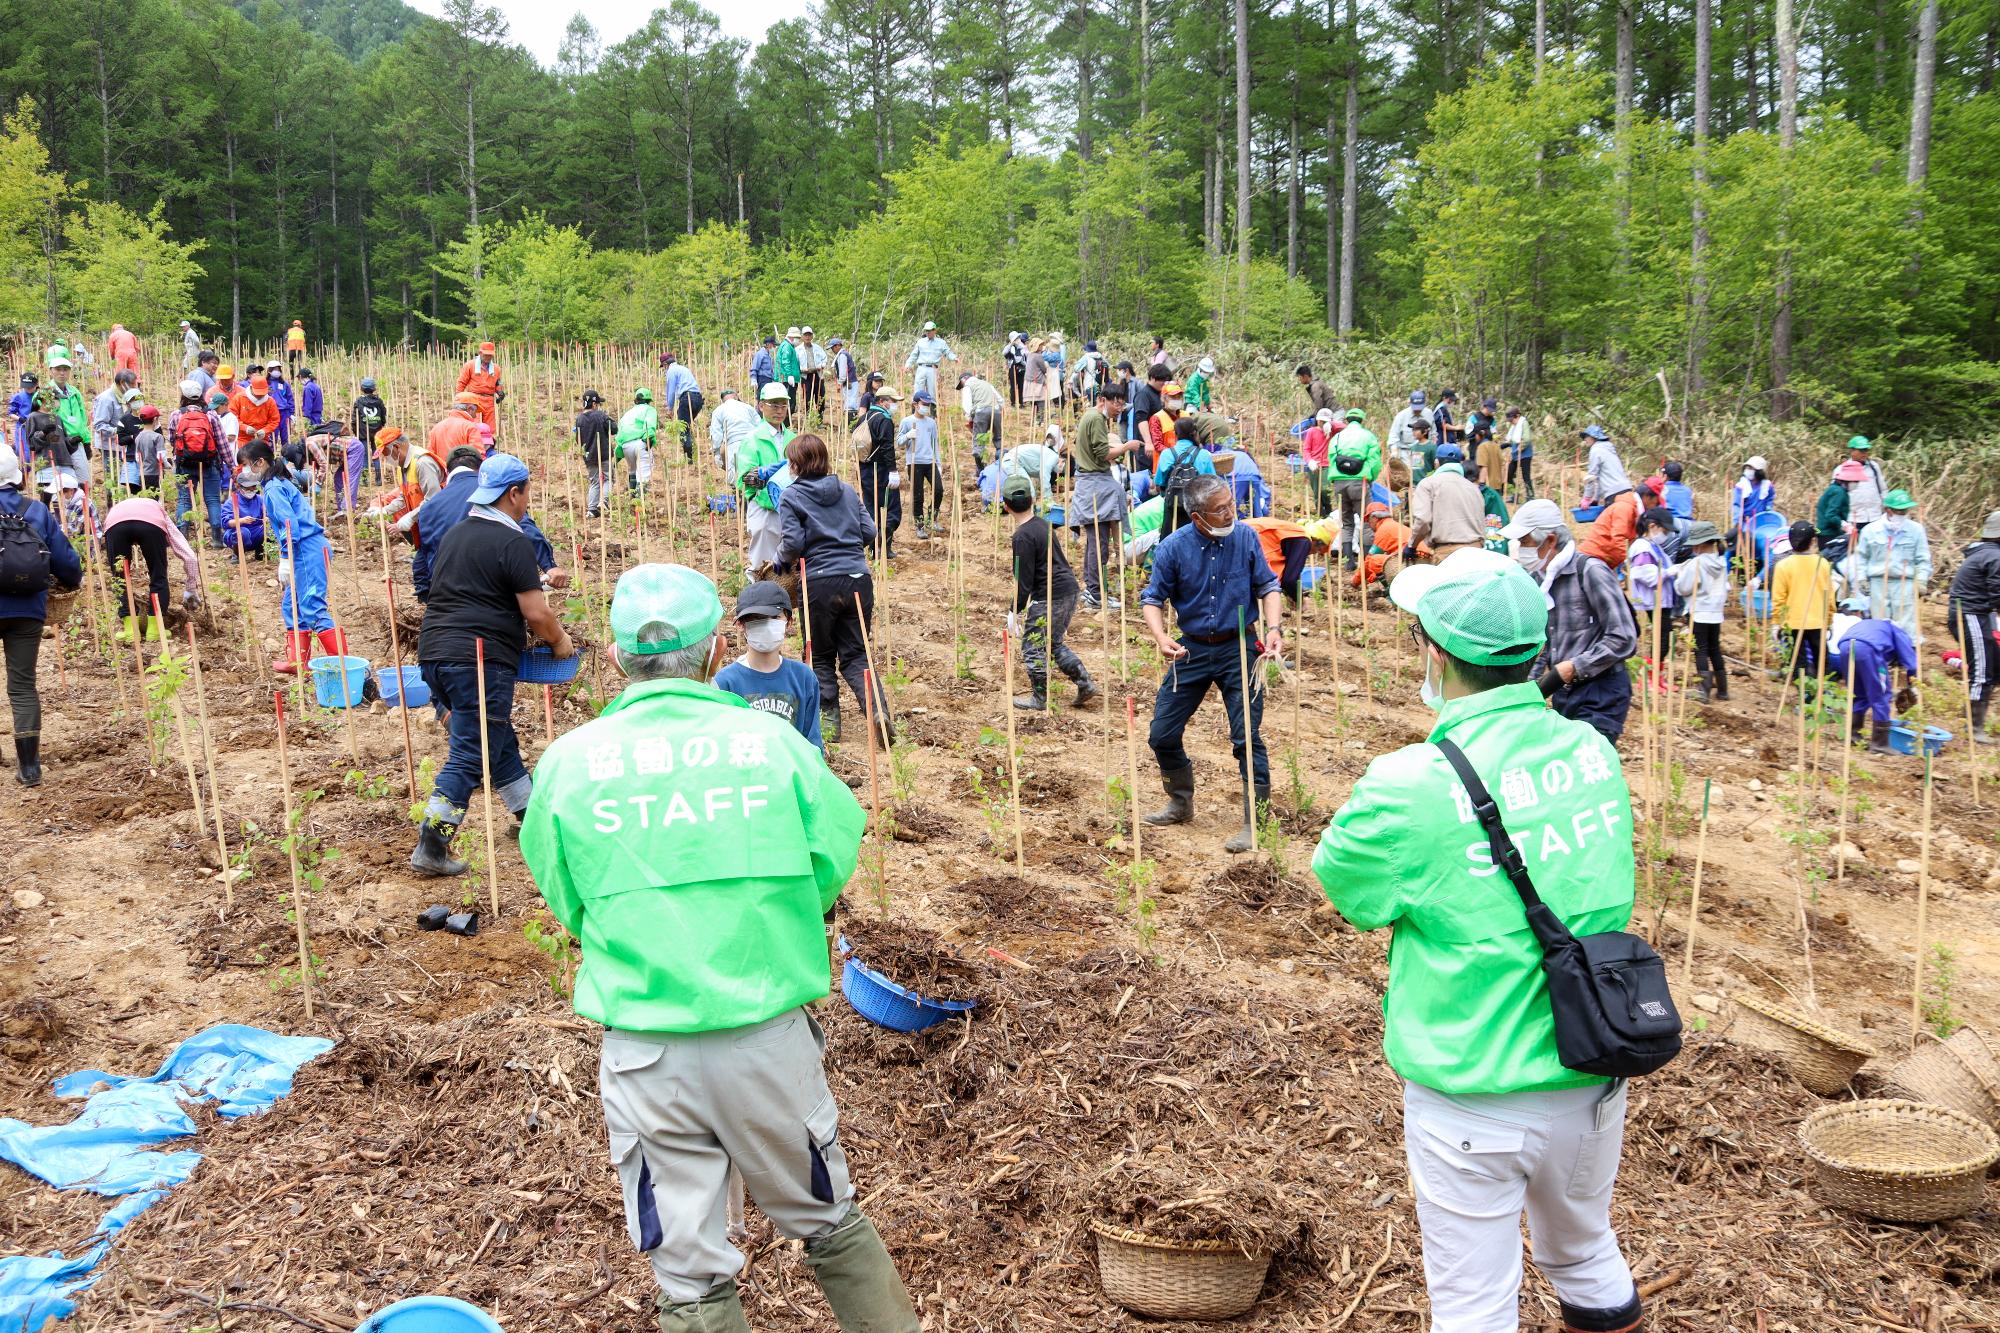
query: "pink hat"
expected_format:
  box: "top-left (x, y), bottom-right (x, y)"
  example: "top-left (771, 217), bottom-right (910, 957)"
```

top-left (1833, 460), bottom-right (1868, 481)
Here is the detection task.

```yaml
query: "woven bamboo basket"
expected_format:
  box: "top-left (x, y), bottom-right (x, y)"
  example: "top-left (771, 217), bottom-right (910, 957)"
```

top-left (1730, 992), bottom-right (1879, 1094)
top-left (1885, 1028), bottom-right (2000, 1130)
top-left (1090, 1222), bottom-right (1271, 1320)
top-left (1800, 1100), bottom-right (1999, 1221)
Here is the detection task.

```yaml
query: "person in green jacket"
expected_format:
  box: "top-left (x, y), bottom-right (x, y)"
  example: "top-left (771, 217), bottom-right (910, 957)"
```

top-left (1816, 459), bottom-right (1865, 563)
top-left (1329, 408), bottom-right (1383, 570)
top-left (1183, 356), bottom-right (1216, 411)
top-left (776, 326), bottom-right (803, 412)
top-left (1311, 555), bottom-right (1644, 1333)
top-left (521, 563), bottom-right (919, 1333)
top-left (615, 388), bottom-right (659, 495)
top-left (736, 382), bottom-right (796, 573)
top-left (44, 350), bottom-right (90, 480)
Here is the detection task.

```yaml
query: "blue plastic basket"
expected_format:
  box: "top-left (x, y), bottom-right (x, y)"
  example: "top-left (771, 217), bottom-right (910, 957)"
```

top-left (1750, 509), bottom-right (1788, 562)
top-left (1888, 721), bottom-right (1952, 757)
top-left (1045, 505), bottom-right (1066, 527)
top-left (1300, 564), bottom-right (1327, 594)
top-left (517, 644), bottom-right (582, 685)
top-left (376, 665), bottom-right (430, 709)
top-left (708, 493), bottom-right (738, 514)
top-left (840, 955), bottom-right (975, 1033)
top-left (308, 655), bottom-right (371, 708)
top-left (1740, 588), bottom-right (1772, 617)
top-left (1285, 453), bottom-right (1307, 474)
top-left (355, 1295), bottom-right (504, 1333)
top-left (1571, 505), bottom-right (1605, 523)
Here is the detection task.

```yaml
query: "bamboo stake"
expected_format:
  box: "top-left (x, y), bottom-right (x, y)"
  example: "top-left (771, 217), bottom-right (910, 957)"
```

top-left (1794, 660), bottom-right (1817, 1007)
top-left (1836, 649), bottom-right (1858, 884)
top-left (852, 590), bottom-right (890, 752)
top-left (378, 522), bottom-right (419, 804)
top-left (273, 691), bottom-right (315, 1022)
top-left (1911, 752), bottom-right (1935, 1046)
top-left (1956, 616), bottom-right (1980, 808)
top-left (321, 545), bottom-right (359, 763)
top-left (1680, 778), bottom-right (1713, 987)
top-left (1235, 607), bottom-right (1258, 840)
top-left (1126, 693), bottom-right (1141, 866)
top-left (474, 636), bottom-right (501, 918)
top-left (182, 618), bottom-right (233, 910)
top-left (152, 594), bottom-right (209, 870)
top-left (120, 558), bottom-right (157, 766)
top-left (226, 486), bottom-right (262, 678)
top-left (1003, 629), bottom-right (1024, 867)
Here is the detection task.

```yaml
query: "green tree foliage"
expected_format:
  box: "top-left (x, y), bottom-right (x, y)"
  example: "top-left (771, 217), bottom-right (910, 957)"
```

top-left (62, 200), bottom-right (205, 336)
top-left (0, 0), bottom-right (1994, 424)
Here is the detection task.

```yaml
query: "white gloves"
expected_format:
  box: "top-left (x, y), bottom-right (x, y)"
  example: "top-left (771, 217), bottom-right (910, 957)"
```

top-left (888, 470), bottom-right (902, 490)
top-left (277, 557), bottom-right (294, 586)
top-left (1006, 612), bottom-right (1020, 638)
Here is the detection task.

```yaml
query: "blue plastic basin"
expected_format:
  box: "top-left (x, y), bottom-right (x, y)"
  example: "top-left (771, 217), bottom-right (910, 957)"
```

top-left (1740, 588), bottom-right (1772, 617)
top-left (309, 655), bottom-right (371, 708)
top-left (376, 665), bottom-right (429, 709)
top-left (1571, 505), bottom-right (1605, 523)
top-left (518, 645), bottom-right (582, 685)
top-left (1888, 721), bottom-right (1952, 757)
top-left (355, 1295), bottom-right (504, 1332)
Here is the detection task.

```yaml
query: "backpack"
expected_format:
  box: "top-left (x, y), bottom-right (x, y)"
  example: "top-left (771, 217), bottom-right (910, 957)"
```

top-left (0, 508), bottom-right (52, 597)
top-left (1334, 437), bottom-right (1366, 476)
top-left (172, 408), bottom-right (219, 462)
top-left (1161, 444), bottom-right (1204, 509)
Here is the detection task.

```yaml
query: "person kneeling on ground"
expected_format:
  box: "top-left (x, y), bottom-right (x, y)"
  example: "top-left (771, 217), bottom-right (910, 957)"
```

top-left (1313, 556), bottom-right (1647, 1333)
top-left (409, 453), bottom-right (574, 876)
top-left (520, 563), bottom-right (920, 1333)
top-left (1003, 475), bottom-right (1099, 711)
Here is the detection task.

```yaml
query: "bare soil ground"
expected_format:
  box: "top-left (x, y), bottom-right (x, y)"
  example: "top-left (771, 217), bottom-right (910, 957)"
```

top-left (3, 472), bottom-right (1997, 1332)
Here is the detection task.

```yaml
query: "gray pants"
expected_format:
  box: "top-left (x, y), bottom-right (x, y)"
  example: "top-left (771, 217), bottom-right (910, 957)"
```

top-left (1335, 477), bottom-right (1367, 554)
top-left (1078, 520), bottom-right (1119, 601)
top-left (586, 459), bottom-right (607, 514)
top-left (602, 1009), bottom-right (853, 1304)
top-left (0, 618), bottom-right (41, 739)
top-left (1023, 592), bottom-right (1088, 691)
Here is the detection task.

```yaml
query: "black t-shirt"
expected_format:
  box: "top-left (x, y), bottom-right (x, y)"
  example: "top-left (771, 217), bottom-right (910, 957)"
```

top-left (352, 394), bottom-right (387, 442)
top-left (575, 408), bottom-right (612, 464)
top-left (418, 514), bottom-right (543, 672)
top-left (1010, 516), bottom-right (1079, 611)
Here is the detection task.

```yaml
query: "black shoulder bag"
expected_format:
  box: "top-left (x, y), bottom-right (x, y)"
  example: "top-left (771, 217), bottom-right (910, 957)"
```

top-left (1435, 738), bottom-right (1683, 1078)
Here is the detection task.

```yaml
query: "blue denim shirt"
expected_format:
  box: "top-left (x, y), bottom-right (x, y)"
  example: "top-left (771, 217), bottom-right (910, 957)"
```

top-left (1141, 522), bottom-right (1280, 638)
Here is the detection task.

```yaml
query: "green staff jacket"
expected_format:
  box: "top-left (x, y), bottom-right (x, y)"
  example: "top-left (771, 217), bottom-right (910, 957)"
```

top-left (1331, 426), bottom-right (1382, 483)
top-left (1312, 682), bottom-right (1635, 1094)
top-left (522, 677), bottom-right (864, 1034)
top-left (736, 422), bottom-right (793, 511)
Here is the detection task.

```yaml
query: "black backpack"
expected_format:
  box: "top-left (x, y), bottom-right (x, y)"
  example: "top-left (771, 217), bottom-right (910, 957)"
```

top-left (1161, 443), bottom-right (1204, 509)
top-left (1436, 738), bottom-right (1683, 1080)
top-left (0, 508), bottom-right (52, 597)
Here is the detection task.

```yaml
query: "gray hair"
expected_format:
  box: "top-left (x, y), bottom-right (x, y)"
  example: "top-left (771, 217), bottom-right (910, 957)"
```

top-left (1183, 475), bottom-right (1230, 513)
top-left (1534, 522), bottom-right (1573, 547)
top-left (620, 620), bottom-right (715, 681)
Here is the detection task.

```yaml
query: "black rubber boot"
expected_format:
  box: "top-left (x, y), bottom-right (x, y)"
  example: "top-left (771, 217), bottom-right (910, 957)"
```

top-left (14, 734), bottom-right (40, 788)
top-left (1973, 699), bottom-right (1995, 745)
top-left (409, 821), bottom-right (468, 877)
top-left (1560, 1289), bottom-right (1644, 1331)
top-left (1014, 689), bottom-right (1046, 710)
top-left (1867, 719), bottom-right (1896, 755)
top-left (823, 709), bottom-right (842, 745)
top-left (1144, 766), bottom-right (1195, 827)
top-left (1072, 675), bottom-right (1101, 709)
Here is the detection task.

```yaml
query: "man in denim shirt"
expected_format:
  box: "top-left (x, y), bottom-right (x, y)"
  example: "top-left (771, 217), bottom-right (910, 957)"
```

top-left (1140, 475), bottom-right (1285, 852)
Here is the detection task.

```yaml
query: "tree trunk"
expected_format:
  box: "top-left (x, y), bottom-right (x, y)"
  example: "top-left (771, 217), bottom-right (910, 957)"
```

top-left (1535, 0), bottom-right (1547, 76)
top-left (1907, 0), bottom-right (1939, 190)
top-left (465, 82), bottom-right (482, 294)
top-left (1286, 96), bottom-right (1300, 279)
top-left (93, 37), bottom-right (114, 198)
top-left (329, 143), bottom-right (340, 345)
top-left (359, 195), bottom-right (374, 340)
top-left (1745, 2), bottom-right (1761, 130)
top-left (1325, 1), bottom-right (1338, 327)
top-left (1690, 0), bottom-right (1712, 397)
top-left (1139, 0), bottom-right (1151, 122)
top-left (1613, 0), bottom-right (1634, 363)
top-left (225, 128), bottom-right (242, 346)
top-left (1234, 0), bottom-right (1252, 313)
top-left (1338, 0), bottom-right (1358, 335)
top-left (1770, 0), bottom-right (1797, 421)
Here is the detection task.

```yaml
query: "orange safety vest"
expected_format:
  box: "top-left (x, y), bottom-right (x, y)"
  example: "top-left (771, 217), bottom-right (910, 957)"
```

top-left (1246, 518), bottom-right (1308, 578)
top-left (285, 326), bottom-right (306, 351)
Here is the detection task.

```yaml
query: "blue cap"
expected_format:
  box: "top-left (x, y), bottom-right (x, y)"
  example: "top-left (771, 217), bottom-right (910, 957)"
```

top-left (1410, 390), bottom-right (1427, 405)
top-left (1581, 424), bottom-right (1611, 441)
top-left (1434, 443), bottom-right (1465, 462)
top-left (469, 452), bottom-right (531, 504)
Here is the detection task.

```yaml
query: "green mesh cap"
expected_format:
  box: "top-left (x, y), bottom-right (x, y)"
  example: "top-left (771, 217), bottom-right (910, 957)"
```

top-left (1388, 552), bottom-right (1547, 666)
top-left (611, 563), bottom-right (723, 656)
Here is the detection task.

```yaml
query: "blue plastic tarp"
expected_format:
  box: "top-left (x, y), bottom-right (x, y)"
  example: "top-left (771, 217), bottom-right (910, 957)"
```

top-left (0, 1025), bottom-right (332, 1333)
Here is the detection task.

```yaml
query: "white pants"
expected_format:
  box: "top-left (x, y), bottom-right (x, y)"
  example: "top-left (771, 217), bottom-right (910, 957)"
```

top-left (746, 503), bottom-right (784, 571)
top-left (627, 440), bottom-right (653, 487)
top-left (913, 364), bottom-right (939, 400)
top-left (1403, 1080), bottom-right (1637, 1332)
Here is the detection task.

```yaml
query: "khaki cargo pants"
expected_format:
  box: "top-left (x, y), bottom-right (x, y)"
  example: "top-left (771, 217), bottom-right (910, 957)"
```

top-left (601, 1008), bottom-right (853, 1304)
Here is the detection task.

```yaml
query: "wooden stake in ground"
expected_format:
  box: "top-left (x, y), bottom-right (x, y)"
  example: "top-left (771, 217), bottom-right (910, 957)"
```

top-left (226, 487), bottom-right (262, 678)
top-left (320, 546), bottom-right (360, 764)
top-left (1125, 694), bottom-right (1141, 866)
top-left (1836, 650), bottom-right (1858, 884)
top-left (1955, 616), bottom-right (1981, 808)
top-left (181, 619), bottom-right (234, 910)
top-left (152, 594), bottom-right (209, 874)
top-left (474, 636), bottom-right (501, 919)
top-left (1680, 778), bottom-right (1713, 987)
top-left (273, 692), bottom-right (315, 1022)
top-left (378, 523), bottom-right (419, 803)
top-left (119, 559), bottom-right (157, 767)
top-left (851, 590), bottom-right (890, 752)
top-left (1235, 607), bottom-right (1258, 840)
top-left (1002, 629), bottom-right (1025, 867)
top-left (1911, 752), bottom-right (1935, 1046)
top-left (1792, 661), bottom-right (1817, 1008)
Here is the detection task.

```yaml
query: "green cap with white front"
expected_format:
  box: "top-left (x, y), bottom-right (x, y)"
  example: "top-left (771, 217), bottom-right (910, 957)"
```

top-left (611, 563), bottom-right (723, 655)
top-left (1388, 550), bottom-right (1547, 666)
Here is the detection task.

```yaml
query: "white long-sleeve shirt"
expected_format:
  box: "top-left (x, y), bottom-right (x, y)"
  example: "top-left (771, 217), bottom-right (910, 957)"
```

top-left (1672, 552), bottom-right (1728, 623)
top-left (708, 397), bottom-right (762, 472)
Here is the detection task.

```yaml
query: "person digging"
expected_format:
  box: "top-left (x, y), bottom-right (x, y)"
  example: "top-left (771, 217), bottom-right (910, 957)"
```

top-left (520, 563), bottom-right (920, 1333)
top-left (1139, 474), bottom-right (1284, 852)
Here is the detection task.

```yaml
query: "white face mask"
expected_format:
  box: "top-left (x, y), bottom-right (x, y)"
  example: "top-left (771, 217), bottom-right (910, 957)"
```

top-left (744, 620), bottom-right (787, 653)
top-left (1198, 518), bottom-right (1236, 539)
top-left (1886, 513), bottom-right (1906, 529)
top-left (1514, 540), bottom-right (1544, 573)
top-left (1420, 650), bottom-right (1445, 712)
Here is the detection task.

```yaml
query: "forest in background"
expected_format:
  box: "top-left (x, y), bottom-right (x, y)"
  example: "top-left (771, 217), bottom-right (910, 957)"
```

top-left (1, 0), bottom-right (1996, 427)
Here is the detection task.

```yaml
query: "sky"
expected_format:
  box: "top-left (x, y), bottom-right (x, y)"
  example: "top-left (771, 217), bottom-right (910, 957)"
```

top-left (404, 0), bottom-right (818, 66)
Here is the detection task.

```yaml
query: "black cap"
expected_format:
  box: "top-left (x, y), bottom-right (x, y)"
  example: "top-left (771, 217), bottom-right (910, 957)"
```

top-left (18, 373), bottom-right (36, 389)
top-left (1641, 505), bottom-right (1678, 533)
top-left (1789, 519), bottom-right (1817, 549)
top-left (735, 580), bottom-right (792, 620)
top-left (762, 334), bottom-right (777, 345)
